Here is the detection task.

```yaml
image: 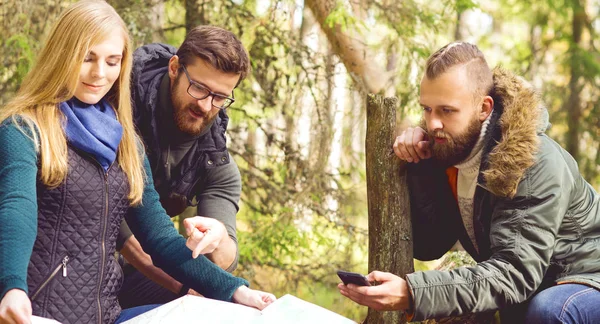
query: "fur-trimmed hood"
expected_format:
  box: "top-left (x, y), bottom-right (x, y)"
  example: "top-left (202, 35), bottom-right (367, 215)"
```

top-left (481, 67), bottom-right (549, 198)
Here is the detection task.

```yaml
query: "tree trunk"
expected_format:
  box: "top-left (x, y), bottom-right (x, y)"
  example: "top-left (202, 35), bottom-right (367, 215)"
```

top-left (185, 0), bottom-right (208, 33)
top-left (454, 11), bottom-right (466, 41)
top-left (309, 47), bottom-right (335, 171)
top-left (565, 1), bottom-right (585, 161)
top-left (364, 95), bottom-right (413, 324)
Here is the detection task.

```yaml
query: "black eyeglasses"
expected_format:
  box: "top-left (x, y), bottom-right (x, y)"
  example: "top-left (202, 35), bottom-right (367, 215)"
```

top-left (181, 64), bottom-right (235, 109)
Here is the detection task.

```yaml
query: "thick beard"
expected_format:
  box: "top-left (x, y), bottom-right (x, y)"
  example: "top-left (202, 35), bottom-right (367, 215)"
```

top-left (429, 116), bottom-right (482, 167)
top-left (173, 102), bottom-right (217, 136)
top-left (171, 75), bottom-right (216, 136)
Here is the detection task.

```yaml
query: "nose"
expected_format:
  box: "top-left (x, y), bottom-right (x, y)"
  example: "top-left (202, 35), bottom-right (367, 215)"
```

top-left (197, 96), bottom-right (213, 113)
top-left (92, 62), bottom-right (106, 79)
top-left (428, 115), bottom-right (443, 131)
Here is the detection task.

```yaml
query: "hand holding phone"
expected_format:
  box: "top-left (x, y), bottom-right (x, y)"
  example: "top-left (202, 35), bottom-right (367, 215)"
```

top-left (337, 270), bottom-right (371, 286)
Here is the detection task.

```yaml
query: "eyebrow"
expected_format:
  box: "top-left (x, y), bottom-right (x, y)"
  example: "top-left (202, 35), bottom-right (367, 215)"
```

top-left (419, 103), bottom-right (459, 110)
top-left (190, 80), bottom-right (229, 97)
top-left (88, 51), bottom-right (123, 59)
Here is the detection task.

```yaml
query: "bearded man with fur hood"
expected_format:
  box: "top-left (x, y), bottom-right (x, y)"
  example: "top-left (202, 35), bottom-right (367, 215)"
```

top-left (338, 42), bottom-right (600, 323)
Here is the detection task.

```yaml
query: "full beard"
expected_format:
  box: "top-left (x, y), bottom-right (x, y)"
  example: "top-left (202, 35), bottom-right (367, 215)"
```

top-left (173, 102), bottom-right (218, 136)
top-left (429, 116), bottom-right (482, 167)
top-left (171, 76), bottom-right (217, 136)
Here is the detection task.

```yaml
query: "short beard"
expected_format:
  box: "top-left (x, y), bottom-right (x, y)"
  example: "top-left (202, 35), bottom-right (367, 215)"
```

top-left (429, 116), bottom-right (482, 167)
top-left (171, 74), bottom-right (216, 136)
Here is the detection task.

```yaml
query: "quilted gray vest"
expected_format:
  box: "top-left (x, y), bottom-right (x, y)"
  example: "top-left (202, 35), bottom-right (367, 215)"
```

top-left (27, 147), bottom-right (130, 324)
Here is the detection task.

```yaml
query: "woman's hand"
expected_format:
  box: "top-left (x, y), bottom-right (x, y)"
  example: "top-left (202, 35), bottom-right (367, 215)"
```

top-left (232, 286), bottom-right (276, 310)
top-left (183, 216), bottom-right (228, 258)
top-left (0, 289), bottom-right (32, 324)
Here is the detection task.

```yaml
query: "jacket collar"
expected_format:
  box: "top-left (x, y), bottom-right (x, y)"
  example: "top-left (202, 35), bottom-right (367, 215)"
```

top-left (480, 67), bottom-right (548, 198)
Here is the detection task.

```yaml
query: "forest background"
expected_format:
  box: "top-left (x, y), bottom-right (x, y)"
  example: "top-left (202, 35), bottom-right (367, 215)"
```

top-left (2, 0), bottom-right (599, 322)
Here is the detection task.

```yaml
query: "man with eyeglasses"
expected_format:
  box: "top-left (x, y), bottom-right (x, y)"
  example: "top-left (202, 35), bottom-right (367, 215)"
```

top-left (116, 26), bottom-right (250, 308)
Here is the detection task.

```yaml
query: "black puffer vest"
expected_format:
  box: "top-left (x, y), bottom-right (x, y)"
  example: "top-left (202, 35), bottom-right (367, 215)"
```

top-left (132, 43), bottom-right (231, 215)
top-left (27, 147), bottom-right (129, 324)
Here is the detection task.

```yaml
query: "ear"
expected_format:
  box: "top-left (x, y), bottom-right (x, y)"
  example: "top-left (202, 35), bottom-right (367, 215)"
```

top-left (479, 95), bottom-right (494, 122)
top-left (168, 55), bottom-right (180, 80)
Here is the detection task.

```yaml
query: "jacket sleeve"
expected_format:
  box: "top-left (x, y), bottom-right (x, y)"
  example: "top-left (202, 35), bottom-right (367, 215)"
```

top-left (407, 160), bottom-right (461, 260)
top-left (0, 121), bottom-right (39, 300)
top-left (406, 139), bottom-right (570, 320)
top-left (125, 155), bottom-right (248, 302)
top-left (115, 219), bottom-right (133, 251)
top-left (195, 153), bottom-right (241, 272)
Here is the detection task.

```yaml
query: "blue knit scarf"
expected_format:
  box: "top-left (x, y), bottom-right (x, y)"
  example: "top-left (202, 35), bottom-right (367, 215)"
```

top-left (59, 98), bottom-right (123, 171)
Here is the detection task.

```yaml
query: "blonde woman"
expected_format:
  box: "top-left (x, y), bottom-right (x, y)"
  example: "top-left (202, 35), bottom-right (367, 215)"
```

top-left (0, 1), bottom-right (274, 323)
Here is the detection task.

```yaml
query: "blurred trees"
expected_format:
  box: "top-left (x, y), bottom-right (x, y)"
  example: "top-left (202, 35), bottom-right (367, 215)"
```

top-left (487, 0), bottom-right (600, 181)
top-left (0, 1), bottom-right (71, 103)
top-left (2, 0), bottom-right (599, 322)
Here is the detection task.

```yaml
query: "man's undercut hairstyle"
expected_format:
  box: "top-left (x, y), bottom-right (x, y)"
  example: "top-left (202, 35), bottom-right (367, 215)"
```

top-left (176, 25), bottom-right (250, 85)
top-left (425, 42), bottom-right (493, 99)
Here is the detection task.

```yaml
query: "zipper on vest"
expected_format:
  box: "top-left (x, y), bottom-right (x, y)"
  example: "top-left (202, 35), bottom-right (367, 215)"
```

top-left (62, 256), bottom-right (69, 277)
top-left (96, 164), bottom-right (112, 324)
top-left (69, 149), bottom-right (116, 324)
top-left (31, 255), bottom-right (70, 301)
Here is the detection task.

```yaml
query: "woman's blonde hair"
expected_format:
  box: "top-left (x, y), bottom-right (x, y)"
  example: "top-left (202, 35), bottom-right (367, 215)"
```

top-left (0, 0), bottom-right (145, 204)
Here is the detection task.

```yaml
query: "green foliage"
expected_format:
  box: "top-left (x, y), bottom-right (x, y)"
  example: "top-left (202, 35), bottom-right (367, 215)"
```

top-left (0, 33), bottom-right (36, 102)
top-left (6, 34), bottom-right (35, 78)
top-left (162, 0), bottom-right (187, 45)
top-left (574, 47), bottom-right (600, 80)
top-left (455, 0), bottom-right (478, 13)
top-left (324, 1), bottom-right (362, 32)
top-left (492, 0), bottom-right (600, 185)
top-left (0, 1), bottom-right (73, 105)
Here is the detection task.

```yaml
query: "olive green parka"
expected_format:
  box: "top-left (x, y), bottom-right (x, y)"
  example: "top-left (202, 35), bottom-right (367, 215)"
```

top-left (406, 68), bottom-right (600, 321)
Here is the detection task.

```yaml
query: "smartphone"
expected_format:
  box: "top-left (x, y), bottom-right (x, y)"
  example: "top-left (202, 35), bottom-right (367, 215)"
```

top-left (337, 270), bottom-right (371, 286)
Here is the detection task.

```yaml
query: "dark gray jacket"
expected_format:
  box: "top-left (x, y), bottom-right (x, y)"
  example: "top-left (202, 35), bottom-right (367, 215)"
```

top-left (406, 68), bottom-right (600, 320)
top-left (117, 43), bottom-right (242, 260)
top-left (120, 44), bottom-right (241, 266)
top-left (130, 43), bottom-right (234, 214)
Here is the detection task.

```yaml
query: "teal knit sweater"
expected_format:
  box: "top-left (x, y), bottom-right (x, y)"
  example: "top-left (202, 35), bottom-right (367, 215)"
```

top-left (0, 120), bottom-right (248, 302)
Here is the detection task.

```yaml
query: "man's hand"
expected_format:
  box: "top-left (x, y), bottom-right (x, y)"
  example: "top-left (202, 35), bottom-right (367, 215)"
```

top-left (232, 286), bottom-right (276, 310)
top-left (0, 289), bottom-right (32, 324)
top-left (338, 271), bottom-right (411, 311)
top-left (184, 216), bottom-right (228, 259)
top-left (121, 235), bottom-right (186, 294)
top-left (393, 127), bottom-right (431, 163)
